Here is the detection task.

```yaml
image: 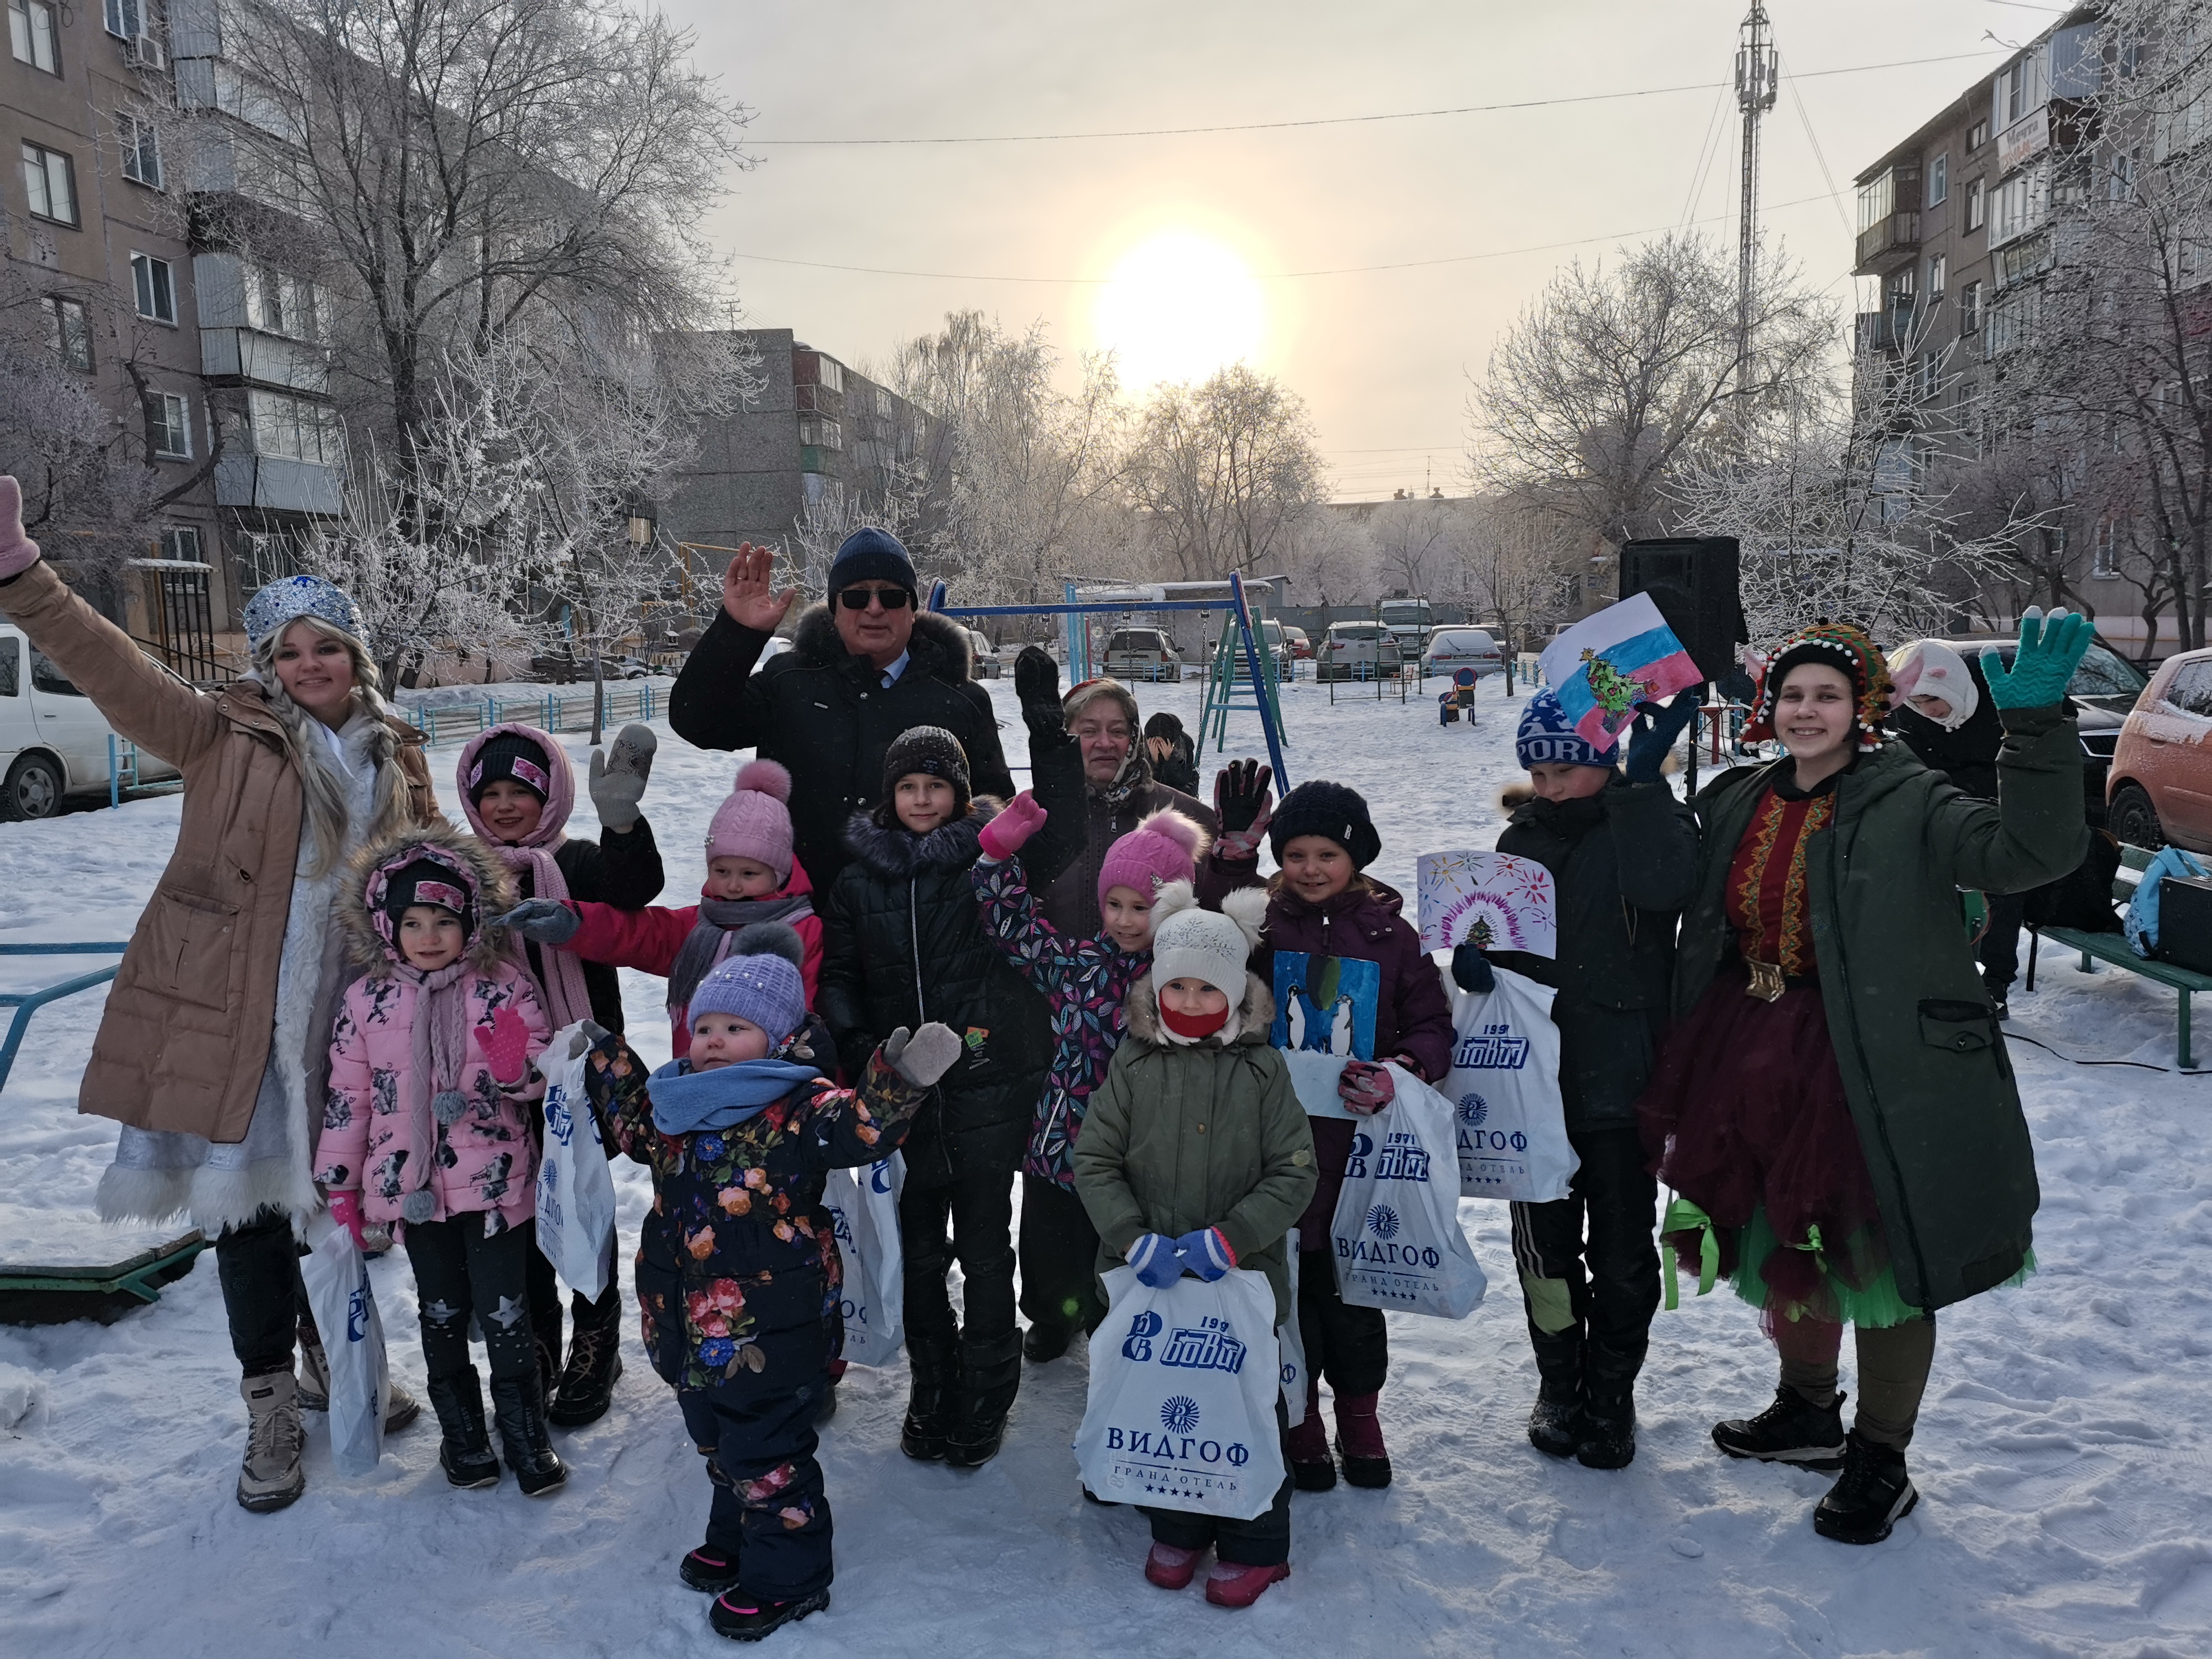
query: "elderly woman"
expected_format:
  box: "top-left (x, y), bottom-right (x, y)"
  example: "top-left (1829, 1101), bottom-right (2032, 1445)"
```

top-left (0, 478), bottom-right (436, 1513)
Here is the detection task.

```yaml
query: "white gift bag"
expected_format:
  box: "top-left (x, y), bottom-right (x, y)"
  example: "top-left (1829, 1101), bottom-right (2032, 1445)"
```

top-left (301, 1209), bottom-right (389, 1477)
top-left (1443, 965), bottom-right (1577, 1203)
top-left (1281, 1229), bottom-right (1311, 1427)
top-left (534, 1021), bottom-right (618, 1302)
top-left (824, 1152), bottom-right (906, 1366)
top-left (1076, 1266), bottom-right (1287, 1520)
top-left (1329, 1068), bottom-right (1489, 1319)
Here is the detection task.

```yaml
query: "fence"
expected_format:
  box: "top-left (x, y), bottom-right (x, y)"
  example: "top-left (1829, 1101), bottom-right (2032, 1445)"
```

top-left (402, 684), bottom-right (665, 748)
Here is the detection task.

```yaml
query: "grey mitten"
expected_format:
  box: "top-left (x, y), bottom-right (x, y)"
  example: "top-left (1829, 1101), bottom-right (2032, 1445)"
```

top-left (563, 1020), bottom-right (611, 1061)
top-left (882, 1021), bottom-right (964, 1087)
top-left (497, 898), bottom-right (581, 946)
top-left (588, 723), bottom-right (658, 832)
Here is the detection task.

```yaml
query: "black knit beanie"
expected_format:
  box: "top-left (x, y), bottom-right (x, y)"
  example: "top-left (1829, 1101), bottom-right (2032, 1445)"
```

top-left (467, 731), bottom-right (552, 806)
top-left (382, 855), bottom-right (478, 938)
top-left (1268, 779), bottom-right (1381, 870)
top-left (881, 724), bottom-right (971, 814)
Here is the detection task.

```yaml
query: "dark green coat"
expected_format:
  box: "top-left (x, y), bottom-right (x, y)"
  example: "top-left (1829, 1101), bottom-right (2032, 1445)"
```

top-left (1073, 972), bottom-right (1318, 1325)
top-left (1674, 708), bottom-right (2088, 1313)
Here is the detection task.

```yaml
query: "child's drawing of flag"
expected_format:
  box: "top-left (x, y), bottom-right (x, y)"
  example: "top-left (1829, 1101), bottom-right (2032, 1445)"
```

top-left (1536, 592), bottom-right (1703, 748)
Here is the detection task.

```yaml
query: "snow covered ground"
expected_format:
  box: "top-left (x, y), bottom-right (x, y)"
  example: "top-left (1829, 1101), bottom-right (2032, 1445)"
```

top-left (3, 672), bottom-right (2210, 1658)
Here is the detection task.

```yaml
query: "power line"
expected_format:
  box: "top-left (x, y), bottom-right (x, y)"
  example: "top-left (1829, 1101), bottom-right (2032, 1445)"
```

top-left (744, 48), bottom-right (2002, 147)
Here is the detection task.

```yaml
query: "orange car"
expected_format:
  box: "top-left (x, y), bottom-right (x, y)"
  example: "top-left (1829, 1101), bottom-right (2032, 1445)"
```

top-left (2107, 645), bottom-right (2212, 851)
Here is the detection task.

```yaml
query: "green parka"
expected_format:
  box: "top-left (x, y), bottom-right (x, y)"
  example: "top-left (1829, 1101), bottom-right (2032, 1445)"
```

top-left (1673, 706), bottom-right (2088, 1313)
top-left (1073, 972), bottom-right (1318, 1325)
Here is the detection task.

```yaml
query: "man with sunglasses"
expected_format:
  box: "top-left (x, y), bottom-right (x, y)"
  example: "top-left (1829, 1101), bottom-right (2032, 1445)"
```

top-left (670, 528), bottom-right (1014, 891)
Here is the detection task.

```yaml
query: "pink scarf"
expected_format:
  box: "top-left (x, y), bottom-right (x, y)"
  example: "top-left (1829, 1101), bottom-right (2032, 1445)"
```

top-left (457, 723), bottom-right (594, 1031)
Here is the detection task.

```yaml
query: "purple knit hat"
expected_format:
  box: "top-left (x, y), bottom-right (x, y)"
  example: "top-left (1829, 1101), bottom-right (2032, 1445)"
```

top-left (685, 924), bottom-right (808, 1045)
top-left (706, 759), bottom-right (796, 881)
top-left (1096, 807), bottom-right (1210, 906)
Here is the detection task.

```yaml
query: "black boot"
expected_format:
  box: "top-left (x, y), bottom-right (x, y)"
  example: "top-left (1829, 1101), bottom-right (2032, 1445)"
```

top-left (1713, 1385), bottom-right (1848, 1470)
top-left (1814, 1431), bottom-right (1918, 1545)
top-left (1022, 1321), bottom-right (1074, 1364)
top-left (1575, 1394), bottom-right (1637, 1470)
top-left (943, 1331), bottom-right (1023, 1468)
top-left (900, 1338), bottom-right (960, 1462)
top-left (680, 1541), bottom-right (746, 1594)
top-left (1527, 1384), bottom-right (1584, 1459)
top-left (489, 1371), bottom-right (569, 1496)
top-left (549, 1314), bottom-right (624, 1428)
top-left (426, 1368), bottom-right (501, 1489)
top-left (708, 1587), bottom-right (831, 1642)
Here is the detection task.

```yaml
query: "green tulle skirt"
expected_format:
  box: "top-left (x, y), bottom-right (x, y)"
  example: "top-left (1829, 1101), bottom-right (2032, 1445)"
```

top-left (1723, 1203), bottom-right (2034, 1329)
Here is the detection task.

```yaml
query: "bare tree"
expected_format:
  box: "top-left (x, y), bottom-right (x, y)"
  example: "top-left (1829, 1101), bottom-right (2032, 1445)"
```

top-left (1470, 232), bottom-right (1830, 550)
top-left (1128, 365), bottom-right (1323, 580)
top-left (1276, 504), bottom-right (1380, 613)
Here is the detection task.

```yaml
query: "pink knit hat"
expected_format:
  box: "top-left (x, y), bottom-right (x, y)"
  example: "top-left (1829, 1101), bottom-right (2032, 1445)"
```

top-left (706, 759), bottom-right (796, 881)
top-left (1097, 807), bottom-right (1211, 906)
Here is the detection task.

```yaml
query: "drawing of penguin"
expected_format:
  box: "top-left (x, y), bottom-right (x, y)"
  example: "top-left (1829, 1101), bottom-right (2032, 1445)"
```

top-left (1286, 983), bottom-right (1307, 1050)
top-left (1331, 994), bottom-right (1354, 1059)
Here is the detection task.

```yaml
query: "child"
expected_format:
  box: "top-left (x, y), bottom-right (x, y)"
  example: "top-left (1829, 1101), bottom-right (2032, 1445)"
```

top-left (503, 759), bottom-right (821, 1065)
top-left (457, 721), bottom-right (664, 1426)
top-left (817, 726), bottom-right (1052, 1468)
top-left (972, 794), bottom-right (1211, 1360)
top-left (583, 929), bottom-right (962, 1642)
top-left (1073, 887), bottom-right (1316, 1609)
top-left (1457, 688), bottom-right (1696, 1469)
top-left (316, 827), bottom-right (561, 1494)
top-left (1202, 768), bottom-right (1455, 1490)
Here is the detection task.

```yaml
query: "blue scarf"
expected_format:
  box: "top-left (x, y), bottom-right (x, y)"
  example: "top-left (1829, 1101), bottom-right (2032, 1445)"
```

top-left (648, 1056), bottom-right (823, 1135)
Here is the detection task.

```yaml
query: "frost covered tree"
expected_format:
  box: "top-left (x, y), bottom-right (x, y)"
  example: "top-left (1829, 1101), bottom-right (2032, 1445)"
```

top-left (1128, 365), bottom-right (1323, 581)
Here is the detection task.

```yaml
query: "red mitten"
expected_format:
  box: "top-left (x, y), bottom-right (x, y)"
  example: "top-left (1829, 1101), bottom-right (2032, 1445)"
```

top-left (476, 1006), bottom-right (535, 1086)
top-left (326, 1188), bottom-right (368, 1250)
top-left (978, 790), bottom-right (1048, 861)
top-left (1338, 1058), bottom-right (1395, 1115)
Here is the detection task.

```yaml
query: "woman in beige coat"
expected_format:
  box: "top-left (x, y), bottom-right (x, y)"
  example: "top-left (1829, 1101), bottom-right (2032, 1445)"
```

top-left (0, 478), bottom-right (435, 1512)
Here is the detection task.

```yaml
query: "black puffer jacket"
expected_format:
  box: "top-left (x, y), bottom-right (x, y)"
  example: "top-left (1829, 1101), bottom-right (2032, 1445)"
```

top-left (669, 603), bottom-right (1015, 892)
top-left (817, 802), bottom-right (1052, 1187)
top-left (1491, 777), bottom-right (1698, 1132)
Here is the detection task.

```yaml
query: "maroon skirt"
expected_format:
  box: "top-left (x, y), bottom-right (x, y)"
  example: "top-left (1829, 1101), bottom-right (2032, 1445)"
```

top-left (1637, 969), bottom-right (1893, 1328)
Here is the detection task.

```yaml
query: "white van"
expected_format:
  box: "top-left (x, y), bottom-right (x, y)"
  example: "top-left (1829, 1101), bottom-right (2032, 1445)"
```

top-left (0, 622), bottom-right (180, 819)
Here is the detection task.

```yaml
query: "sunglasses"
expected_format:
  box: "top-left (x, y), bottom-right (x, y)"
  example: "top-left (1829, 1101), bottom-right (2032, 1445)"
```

top-left (837, 586), bottom-right (913, 611)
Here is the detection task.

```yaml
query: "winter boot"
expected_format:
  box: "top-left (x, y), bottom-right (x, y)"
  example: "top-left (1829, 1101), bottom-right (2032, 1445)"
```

top-left (1712, 1384), bottom-right (1848, 1470)
top-left (425, 1368), bottom-right (501, 1489)
top-left (1023, 1321), bottom-right (1075, 1364)
top-left (943, 1330), bottom-right (1023, 1468)
top-left (1813, 1431), bottom-right (1919, 1545)
top-left (708, 1588), bottom-right (830, 1642)
top-left (681, 1545), bottom-right (746, 1594)
top-left (1334, 1390), bottom-right (1392, 1489)
top-left (489, 1371), bottom-right (569, 1496)
top-left (812, 1359), bottom-right (845, 1426)
top-left (298, 1339), bottom-right (423, 1432)
top-left (1575, 1393), bottom-right (1637, 1470)
top-left (900, 1337), bottom-right (961, 1462)
top-left (1145, 1542), bottom-right (1202, 1590)
top-left (1527, 1384), bottom-right (1584, 1459)
top-left (547, 1318), bottom-right (623, 1429)
top-left (1288, 1378), bottom-right (1335, 1491)
top-left (1205, 1561), bottom-right (1291, 1608)
top-left (236, 1370), bottom-right (306, 1513)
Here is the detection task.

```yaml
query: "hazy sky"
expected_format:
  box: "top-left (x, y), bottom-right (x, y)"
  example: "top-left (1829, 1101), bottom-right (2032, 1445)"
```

top-left (664, 1), bottom-right (2033, 500)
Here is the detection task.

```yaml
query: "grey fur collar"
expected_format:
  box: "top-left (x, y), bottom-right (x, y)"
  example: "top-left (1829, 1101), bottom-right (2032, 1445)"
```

top-left (792, 602), bottom-right (975, 684)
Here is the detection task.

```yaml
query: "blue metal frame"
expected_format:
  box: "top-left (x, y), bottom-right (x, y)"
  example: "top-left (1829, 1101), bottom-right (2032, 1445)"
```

top-left (0, 942), bottom-right (129, 1095)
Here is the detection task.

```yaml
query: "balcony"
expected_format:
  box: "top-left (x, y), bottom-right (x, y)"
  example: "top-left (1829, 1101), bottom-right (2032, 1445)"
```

top-left (200, 327), bottom-right (328, 393)
top-left (1854, 303), bottom-right (1922, 353)
top-left (215, 454), bottom-right (345, 515)
top-left (1854, 211), bottom-right (1920, 274)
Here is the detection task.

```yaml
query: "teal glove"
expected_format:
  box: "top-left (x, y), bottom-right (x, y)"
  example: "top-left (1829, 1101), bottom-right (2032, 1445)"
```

top-left (1980, 608), bottom-right (2092, 711)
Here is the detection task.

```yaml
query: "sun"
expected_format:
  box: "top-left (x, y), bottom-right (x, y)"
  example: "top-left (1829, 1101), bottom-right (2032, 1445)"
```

top-left (1092, 230), bottom-right (1265, 389)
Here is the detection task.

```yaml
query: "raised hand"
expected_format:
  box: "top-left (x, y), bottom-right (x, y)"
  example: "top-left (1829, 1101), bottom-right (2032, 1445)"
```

top-left (1624, 689), bottom-right (1701, 784)
top-left (1451, 942), bottom-right (1495, 994)
top-left (497, 898), bottom-right (581, 946)
top-left (721, 542), bottom-right (800, 633)
top-left (476, 1006), bottom-right (536, 1086)
top-left (588, 723), bottom-right (658, 832)
top-left (1014, 645), bottom-right (1068, 744)
top-left (0, 476), bottom-right (39, 580)
top-left (1213, 759), bottom-right (1274, 858)
top-left (883, 1021), bottom-right (964, 1087)
top-left (1981, 607), bottom-right (2093, 711)
top-left (977, 790), bottom-right (1048, 861)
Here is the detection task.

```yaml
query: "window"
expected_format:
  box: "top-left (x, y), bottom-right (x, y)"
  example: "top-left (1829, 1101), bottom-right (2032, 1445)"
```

top-left (244, 265), bottom-right (319, 340)
top-left (1969, 119), bottom-right (1989, 150)
top-left (1856, 170), bottom-right (1896, 233)
top-left (10, 0), bottom-right (58, 72)
top-left (144, 391), bottom-right (191, 460)
top-left (21, 142), bottom-right (76, 226)
top-left (159, 525), bottom-right (204, 564)
top-left (1928, 152), bottom-right (1949, 207)
top-left (102, 0), bottom-right (139, 37)
top-left (243, 390), bottom-right (345, 466)
top-left (2111, 148), bottom-right (2138, 201)
top-left (234, 530), bottom-right (296, 591)
top-left (2093, 518), bottom-right (2119, 578)
top-left (1960, 279), bottom-right (1984, 335)
top-left (1928, 253), bottom-right (1947, 295)
top-left (798, 415), bottom-right (842, 450)
top-left (0, 635), bottom-right (15, 697)
top-left (1993, 165), bottom-right (2048, 245)
top-left (875, 387), bottom-right (893, 419)
top-left (117, 113), bottom-right (162, 189)
top-left (1965, 177), bottom-right (1986, 231)
top-left (816, 357), bottom-right (843, 394)
top-left (44, 294), bottom-right (91, 371)
top-left (1919, 351), bottom-right (1943, 400)
top-left (131, 253), bottom-right (176, 324)
top-left (30, 645), bottom-right (81, 696)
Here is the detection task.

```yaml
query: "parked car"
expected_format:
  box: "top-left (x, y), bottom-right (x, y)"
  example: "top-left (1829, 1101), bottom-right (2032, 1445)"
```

top-left (1421, 625), bottom-right (1505, 679)
top-left (967, 629), bottom-right (1003, 677)
top-left (2106, 645), bottom-right (2212, 849)
top-left (1317, 622), bottom-right (1404, 682)
top-left (1377, 597), bottom-right (1433, 656)
top-left (1104, 627), bottom-right (1182, 682)
top-left (0, 623), bottom-right (181, 820)
top-left (1207, 619), bottom-right (1291, 681)
top-left (1282, 625), bottom-right (1313, 661)
top-left (1960, 635), bottom-right (2149, 828)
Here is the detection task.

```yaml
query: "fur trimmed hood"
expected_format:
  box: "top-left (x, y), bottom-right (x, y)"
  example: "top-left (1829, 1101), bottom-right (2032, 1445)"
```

top-left (1125, 967), bottom-right (1275, 1048)
top-left (843, 796), bottom-right (1003, 876)
top-left (791, 602), bottom-right (976, 684)
top-left (338, 818), bottom-right (518, 976)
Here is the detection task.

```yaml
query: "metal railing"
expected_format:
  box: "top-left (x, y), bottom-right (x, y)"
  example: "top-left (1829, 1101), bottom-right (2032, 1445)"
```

top-left (0, 942), bottom-right (129, 1095)
top-left (402, 684), bottom-right (665, 748)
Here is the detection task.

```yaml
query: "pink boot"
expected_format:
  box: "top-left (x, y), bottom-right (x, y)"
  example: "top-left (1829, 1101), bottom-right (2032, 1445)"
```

top-left (1145, 1542), bottom-right (1201, 1589)
top-left (1334, 1390), bottom-right (1391, 1489)
top-left (1206, 1561), bottom-right (1290, 1608)
top-left (1287, 1376), bottom-right (1335, 1491)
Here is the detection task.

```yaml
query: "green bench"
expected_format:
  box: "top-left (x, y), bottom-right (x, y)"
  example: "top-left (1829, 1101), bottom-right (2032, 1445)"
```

top-left (2024, 844), bottom-right (2212, 1068)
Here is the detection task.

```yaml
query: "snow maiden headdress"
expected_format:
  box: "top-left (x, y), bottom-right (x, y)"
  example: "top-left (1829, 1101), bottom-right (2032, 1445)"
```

top-left (1741, 622), bottom-right (1893, 753)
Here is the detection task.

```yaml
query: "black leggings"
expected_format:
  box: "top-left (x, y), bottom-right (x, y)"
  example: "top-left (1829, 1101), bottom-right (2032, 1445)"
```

top-left (900, 1171), bottom-right (1017, 1352)
top-left (1018, 1174), bottom-right (1105, 1337)
top-left (215, 1207), bottom-right (312, 1378)
top-left (525, 1237), bottom-right (624, 1361)
top-left (404, 1212), bottom-right (538, 1381)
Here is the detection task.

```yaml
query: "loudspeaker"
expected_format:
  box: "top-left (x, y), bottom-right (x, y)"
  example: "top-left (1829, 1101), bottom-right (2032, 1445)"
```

top-left (1618, 537), bottom-right (1748, 684)
top-left (2158, 875), bottom-right (2212, 975)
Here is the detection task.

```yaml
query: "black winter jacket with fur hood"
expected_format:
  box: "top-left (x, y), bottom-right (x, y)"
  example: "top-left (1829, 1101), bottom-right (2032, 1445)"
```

top-left (668, 602), bottom-right (1016, 892)
top-left (817, 801), bottom-right (1052, 1186)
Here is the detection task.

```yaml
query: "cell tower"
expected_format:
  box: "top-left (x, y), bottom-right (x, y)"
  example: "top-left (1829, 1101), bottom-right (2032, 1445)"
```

top-left (1735, 1), bottom-right (1778, 390)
